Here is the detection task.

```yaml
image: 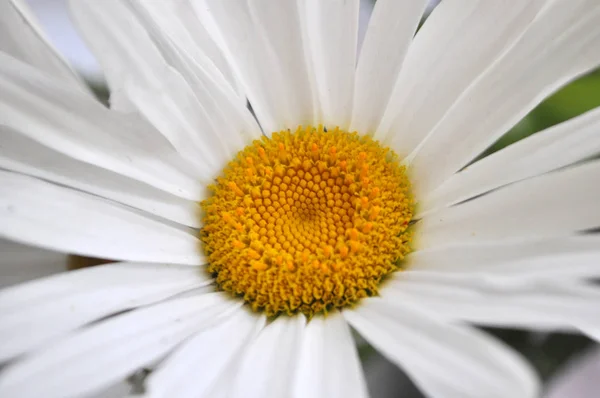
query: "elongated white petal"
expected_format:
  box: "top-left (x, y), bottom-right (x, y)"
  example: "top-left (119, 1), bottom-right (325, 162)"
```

top-left (0, 127), bottom-right (201, 228)
top-left (410, 1), bottom-right (600, 195)
top-left (376, 0), bottom-right (548, 151)
top-left (0, 262), bottom-right (211, 361)
top-left (0, 53), bottom-right (204, 200)
top-left (350, 0), bottom-right (427, 135)
top-left (0, 171), bottom-right (205, 265)
top-left (69, 0), bottom-right (251, 173)
top-left (0, 293), bottom-right (238, 398)
top-left (127, 1), bottom-right (259, 145)
top-left (126, 0), bottom-right (242, 96)
top-left (146, 309), bottom-right (265, 398)
top-left (420, 107), bottom-right (600, 216)
top-left (0, 239), bottom-right (66, 289)
top-left (195, 0), bottom-right (315, 132)
top-left (418, 161), bottom-right (600, 248)
top-left (0, 0), bottom-right (87, 91)
top-left (382, 272), bottom-right (600, 337)
top-left (406, 235), bottom-right (600, 279)
top-left (300, 0), bottom-right (359, 129)
top-left (344, 298), bottom-right (540, 398)
top-left (231, 315), bottom-right (306, 398)
top-left (292, 312), bottom-right (368, 398)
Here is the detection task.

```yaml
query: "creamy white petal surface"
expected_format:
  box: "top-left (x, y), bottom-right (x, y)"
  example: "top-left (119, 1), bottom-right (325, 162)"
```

top-left (230, 315), bottom-right (306, 398)
top-left (405, 235), bottom-right (600, 279)
top-left (350, 0), bottom-right (427, 135)
top-left (345, 298), bottom-right (539, 398)
top-left (0, 53), bottom-right (205, 200)
top-left (382, 272), bottom-right (600, 336)
top-left (410, 0), bottom-right (600, 195)
top-left (376, 0), bottom-right (548, 149)
top-left (195, 0), bottom-right (315, 132)
top-left (0, 127), bottom-right (201, 228)
top-left (69, 0), bottom-right (258, 172)
top-left (0, 171), bottom-right (205, 264)
top-left (419, 161), bottom-right (600, 248)
top-left (292, 312), bottom-right (368, 398)
top-left (145, 309), bottom-right (265, 398)
top-left (420, 106), bottom-right (600, 216)
top-left (0, 0), bottom-right (88, 90)
top-left (0, 238), bottom-right (67, 289)
top-left (126, 0), bottom-right (243, 97)
top-left (0, 262), bottom-right (211, 361)
top-left (299, 0), bottom-right (359, 129)
top-left (0, 293), bottom-right (238, 398)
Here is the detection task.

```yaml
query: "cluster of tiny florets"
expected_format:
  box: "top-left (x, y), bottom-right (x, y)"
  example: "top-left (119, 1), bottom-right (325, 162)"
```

top-left (201, 125), bottom-right (414, 316)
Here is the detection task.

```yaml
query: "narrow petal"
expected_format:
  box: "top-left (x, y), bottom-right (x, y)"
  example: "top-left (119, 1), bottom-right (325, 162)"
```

top-left (350, 0), bottom-right (427, 135)
top-left (0, 53), bottom-right (205, 200)
top-left (382, 272), bottom-right (600, 337)
top-left (418, 161), bottom-right (600, 248)
top-left (0, 262), bottom-right (212, 361)
top-left (419, 106), bottom-right (600, 216)
top-left (375, 0), bottom-right (549, 152)
top-left (196, 0), bottom-right (315, 132)
top-left (405, 235), bottom-right (600, 279)
top-left (0, 0), bottom-right (87, 90)
top-left (146, 309), bottom-right (265, 398)
top-left (344, 298), bottom-right (540, 398)
top-left (230, 315), bottom-right (306, 398)
top-left (0, 239), bottom-right (67, 289)
top-left (292, 312), bottom-right (368, 398)
top-left (69, 0), bottom-right (257, 172)
top-left (545, 347), bottom-right (600, 398)
top-left (409, 0), bottom-right (600, 195)
top-left (0, 127), bottom-right (201, 227)
top-left (0, 171), bottom-right (205, 264)
top-left (125, 0), bottom-right (242, 96)
top-left (0, 293), bottom-right (239, 398)
top-left (300, 0), bottom-right (359, 129)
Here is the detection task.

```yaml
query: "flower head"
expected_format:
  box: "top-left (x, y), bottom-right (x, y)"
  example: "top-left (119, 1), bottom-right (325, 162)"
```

top-left (1, 0), bottom-right (600, 397)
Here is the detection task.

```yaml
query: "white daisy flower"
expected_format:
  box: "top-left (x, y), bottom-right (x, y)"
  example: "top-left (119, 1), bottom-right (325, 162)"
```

top-left (1, 0), bottom-right (600, 397)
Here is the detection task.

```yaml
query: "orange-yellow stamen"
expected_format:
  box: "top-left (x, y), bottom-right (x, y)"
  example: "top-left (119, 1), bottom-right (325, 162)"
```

top-left (201, 126), bottom-right (414, 316)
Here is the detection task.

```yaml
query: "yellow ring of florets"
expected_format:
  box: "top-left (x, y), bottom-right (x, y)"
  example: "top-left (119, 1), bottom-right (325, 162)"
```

top-left (201, 125), bottom-right (414, 316)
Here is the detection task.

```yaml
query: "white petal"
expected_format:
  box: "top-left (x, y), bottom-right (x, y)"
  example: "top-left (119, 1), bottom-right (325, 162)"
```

top-left (0, 238), bottom-right (67, 289)
top-left (126, 0), bottom-right (242, 97)
top-left (300, 0), bottom-right (359, 129)
top-left (419, 106), bottom-right (600, 216)
top-left (382, 272), bottom-right (600, 337)
top-left (0, 0), bottom-right (88, 91)
top-left (128, 1), bottom-right (260, 143)
top-left (0, 262), bottom-right (211, 361)
top-left (0, 127), bottom-right (201, 228)
top-left (292, 312), bottom-right (368, 398)
top-left (406, 235), bottom-right (600, 279)
top-left (0, 293), bottom-right (239, 398)
top-left (231, 315), bottom-right (306, 398)
top-left (0, 53), bottom-right (205, 200)
top-left (69, 0), bottom-right (254, 173)
top-left (350, 0), bottom-right (427, 135)
top-left (409, 1), bottom-right (600, 195)
top-left (0, 171), bottom-right (205, 264)
top-left (195, 0), bottom-right (315, 132)
top-left (418, 161), bottom-right (600, 248)
top-left (146, 309), bottom-right (265, 398)
top-left (376, 0), bottom-right (549, 151)
top-left (344, 298), bottom-right (540, 398)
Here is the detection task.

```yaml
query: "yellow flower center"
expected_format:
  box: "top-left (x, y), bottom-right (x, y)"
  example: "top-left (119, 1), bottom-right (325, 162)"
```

top-left (201, 125), bottom-right (414, 316)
